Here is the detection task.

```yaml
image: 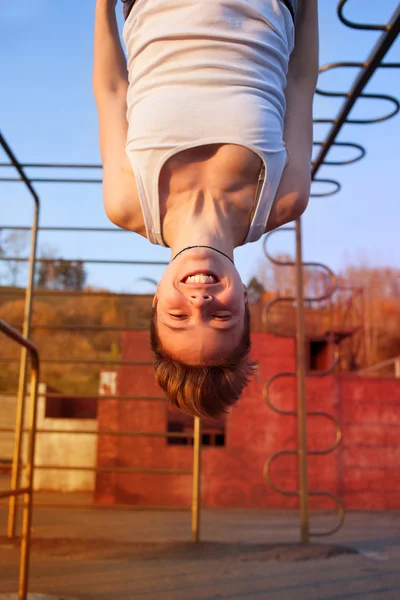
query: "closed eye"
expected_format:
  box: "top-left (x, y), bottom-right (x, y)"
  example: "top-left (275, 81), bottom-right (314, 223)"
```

top-left (168, 313), bottom-right (188, 320)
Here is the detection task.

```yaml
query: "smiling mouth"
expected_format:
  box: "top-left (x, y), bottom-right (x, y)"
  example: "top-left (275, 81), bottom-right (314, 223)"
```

top-left (181, 272), bottom-right (220, 284)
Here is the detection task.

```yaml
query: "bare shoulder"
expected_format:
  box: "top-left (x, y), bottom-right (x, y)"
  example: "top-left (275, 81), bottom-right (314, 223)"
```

top-left (103, 155), bottom-right (147, 237)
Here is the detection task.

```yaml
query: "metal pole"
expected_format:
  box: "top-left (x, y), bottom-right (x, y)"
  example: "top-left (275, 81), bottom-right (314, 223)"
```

top-left (295, 218), bottom-right (309, 544)
top-left (19, 353), bottom-right (39, 600)
top-left (191, 417), bottom-right (202, 543)
top-left (8, 208), bottom-right (39, 538)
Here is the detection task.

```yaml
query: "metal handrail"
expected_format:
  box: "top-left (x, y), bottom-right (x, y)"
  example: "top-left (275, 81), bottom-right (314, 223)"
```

top-left (0, 131), bottom-right (41, 539)
top-left (0, 318), bottom-right (40, 600)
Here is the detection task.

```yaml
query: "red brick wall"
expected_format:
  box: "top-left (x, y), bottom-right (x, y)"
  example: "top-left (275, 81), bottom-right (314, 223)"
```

top-left (95, 332), bottom-right (400, 509)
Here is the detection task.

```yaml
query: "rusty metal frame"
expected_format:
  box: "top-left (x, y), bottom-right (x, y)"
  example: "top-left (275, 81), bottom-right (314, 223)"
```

top-left (0, 318), bottom-right (40, 600)
top-left (262, 0), bottom-right (400, 544)
top-left (0, 135), bottom-right (203, 543)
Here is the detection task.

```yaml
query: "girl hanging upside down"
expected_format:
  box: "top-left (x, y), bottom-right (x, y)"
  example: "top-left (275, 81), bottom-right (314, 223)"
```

top-left (93, 0), bottom-right (319, 418)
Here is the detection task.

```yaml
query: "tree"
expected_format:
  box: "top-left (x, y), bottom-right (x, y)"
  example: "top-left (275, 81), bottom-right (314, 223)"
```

top-left (0, 229), bottom-right (30, 286)
top-left (36, 258), bottom-right (87, 291)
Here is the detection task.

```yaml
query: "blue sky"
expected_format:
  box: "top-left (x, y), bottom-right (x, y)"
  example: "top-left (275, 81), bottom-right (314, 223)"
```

top-left (0, 0), bottom-right (399, 293)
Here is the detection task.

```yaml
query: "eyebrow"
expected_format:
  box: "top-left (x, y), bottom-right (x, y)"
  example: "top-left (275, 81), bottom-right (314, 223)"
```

top-left (161, 321), bottom-right (238, 332)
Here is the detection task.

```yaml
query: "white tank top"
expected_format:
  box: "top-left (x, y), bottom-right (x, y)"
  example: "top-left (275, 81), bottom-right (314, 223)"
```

top-left (123, 0), bottom-right (295, 246)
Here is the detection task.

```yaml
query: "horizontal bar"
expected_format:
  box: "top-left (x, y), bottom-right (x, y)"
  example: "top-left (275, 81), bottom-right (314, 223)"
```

top-left (358, 356), bottom-right (400, 374)
top-left (0, 501), bottom-right (190, 511)
top-left (0, 487), bottom-right (30, 499)
top-left (0, 257), bottom-right (168, 266)
top-left (0, 393), bottom-right (166, 403)
top-left (26, 465), bottom-right (192, 475)
top-left (7, 324), bottom-right (148, 332)
top-left (1, 225), bottom-right (127, 233)
top-left (0, 358), bottom-right (153, 365)
top-left (0, 177), bottom-right (102, 183)
top-left (0, 162), bottom-right (102, 169)
top-left (0, 288), bottom-right (154, 299)
top-left (0, 428), bottom-right (195, 438)
top-left (45, 393), bottom-right (166, 402)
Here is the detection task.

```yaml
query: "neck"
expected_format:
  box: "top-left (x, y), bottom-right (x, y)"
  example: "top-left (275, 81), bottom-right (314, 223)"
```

top-left (163, 195), bottom-right (245, 260)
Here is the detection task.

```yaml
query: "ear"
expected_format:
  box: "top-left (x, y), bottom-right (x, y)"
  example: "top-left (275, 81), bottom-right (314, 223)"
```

top-left (152, 293), bottom-right (158, 308)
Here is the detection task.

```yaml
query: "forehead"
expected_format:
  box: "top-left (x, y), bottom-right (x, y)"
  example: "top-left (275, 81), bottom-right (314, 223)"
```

top-left (158, 322), bottom-right (243, 364)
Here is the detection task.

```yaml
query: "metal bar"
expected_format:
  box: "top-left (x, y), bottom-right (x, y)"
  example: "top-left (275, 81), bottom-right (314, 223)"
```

top-left (0, 288), bottom-right (155, 298)
top-left (357, 355), bottom-right (400, 374)
top-left (0, 488), bottom-right (30, 499)
top-left (295, 219), bottom-right (309, 545)
top-left (0, 257), bottom-right (168, 266)
top-left (0, 428), bottom-right (195, 438)
top-left (0, 162), bottom-right (102, 169)
top-left (0, 357), bottom-right (153, 366)
top-left (0, 177), bottom-right (102, 184)
top-left (23, 465), bottom-right (192, 475)
top-left (312, 5), bottom-right (400, 178)
top-left (6, 324), bottom-right (151, 332)
top-left (46, 393), bottom-right (165, 401)
top-left (1, 226), bottom-right (125, 232)
top-left (0, 318), bottom-right (40, 600)
top-left (0, 501), bottom-right (191, 512)
top-left (0, 132), bottom-right (41, 547)
top-left (192, 417), bottom-right (202, 543)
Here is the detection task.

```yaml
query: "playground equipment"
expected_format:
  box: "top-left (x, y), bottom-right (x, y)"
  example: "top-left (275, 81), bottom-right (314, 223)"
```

top-left (262, 0), bottom-right (400, 544)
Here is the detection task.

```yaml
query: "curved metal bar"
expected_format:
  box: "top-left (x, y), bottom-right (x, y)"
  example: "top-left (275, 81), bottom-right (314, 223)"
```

top-left (309, 492), bottom-right (346, 537)
top-left (312, 142), bottom-right (366, 166)
top-left (312, 4), bottom-right (400, 179)
top-left (310, 179), bottom-right (341, 197)
top-left (345, 93), bottom-right (400, 124)
top-left (263, 0), bottom-right (399, 546)
top-left (264, 451), bottom-right (299, 497)
top-left (308, 412), bottom-right (343, 455)
top-left (338, 0), bottom-right (389, 31)
top-left (263, 372), bottom-right (297, 415)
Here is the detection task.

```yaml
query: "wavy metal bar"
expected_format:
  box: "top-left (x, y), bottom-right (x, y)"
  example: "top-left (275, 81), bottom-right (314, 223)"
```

top-left (338, 0), bottom-right (390, 31)
top-left (312, 142), bottom-right (366, 166)
top-left (312, 4), bottom-right (400, 178)
top-left (310, 179), bottom-right (341, 197)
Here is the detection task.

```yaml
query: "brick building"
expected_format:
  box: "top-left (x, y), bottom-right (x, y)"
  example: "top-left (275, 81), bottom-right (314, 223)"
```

top-left (95, 330), bottom-right (400, 510)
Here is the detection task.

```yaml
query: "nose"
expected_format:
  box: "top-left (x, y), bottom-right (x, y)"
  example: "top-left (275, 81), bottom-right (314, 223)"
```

top-left (188, 292), bottom-right (213, 307)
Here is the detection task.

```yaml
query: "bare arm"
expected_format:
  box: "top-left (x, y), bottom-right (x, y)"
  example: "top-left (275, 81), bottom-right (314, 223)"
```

top-left (93, 0), bottom-right (128, 167)
top-left (93, 0), bottom-right (136, 225)
top-left (266, 0), bottom-right (319, 231)
top-left (93, 0), bottom-right (128, 101)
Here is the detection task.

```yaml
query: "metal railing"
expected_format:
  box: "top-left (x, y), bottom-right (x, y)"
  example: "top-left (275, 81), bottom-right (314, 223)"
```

top-left (262, 0), bottom-right (400, 544)
top-left (358, 356), bottom-right (400, 378)
top-left (0, 133), bottom-right (203, 543)
top-left (0, 318), bottom-right (40, 600)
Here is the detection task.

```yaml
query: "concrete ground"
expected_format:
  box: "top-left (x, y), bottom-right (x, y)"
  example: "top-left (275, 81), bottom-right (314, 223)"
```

top-left (0, 501), bottom-right (399, 600)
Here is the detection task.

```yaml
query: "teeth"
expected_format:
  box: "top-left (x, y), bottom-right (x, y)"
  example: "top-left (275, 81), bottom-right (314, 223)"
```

top-left (184, 273), bottom-right (217, 284)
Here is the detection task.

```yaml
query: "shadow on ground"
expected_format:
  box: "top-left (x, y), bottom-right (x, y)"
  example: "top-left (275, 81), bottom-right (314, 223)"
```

top-left (0, 536), bottom-right (358, 562)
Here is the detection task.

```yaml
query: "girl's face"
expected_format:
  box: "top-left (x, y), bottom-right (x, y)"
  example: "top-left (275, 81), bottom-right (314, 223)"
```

top-left (154, 248), bottom-right (247, 364)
